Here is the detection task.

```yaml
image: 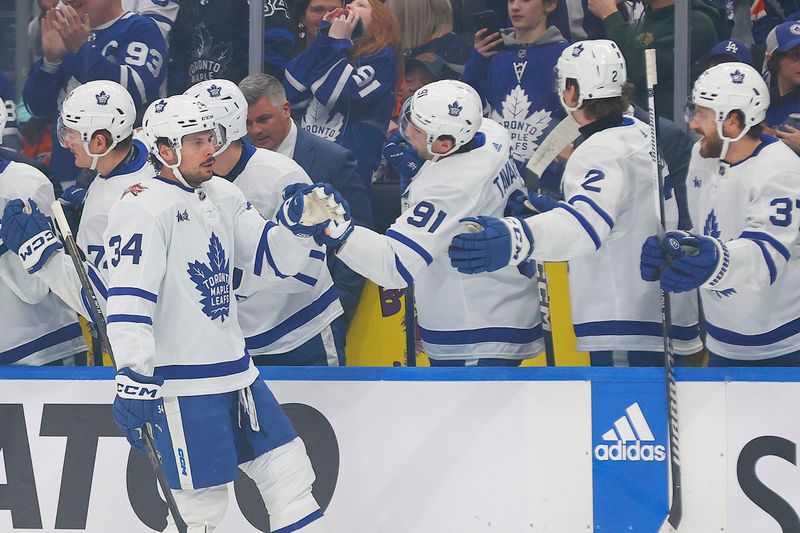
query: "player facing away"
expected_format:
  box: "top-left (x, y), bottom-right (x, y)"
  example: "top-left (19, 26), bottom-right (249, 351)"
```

top-left (448, 40), bottom-right (702, 366)
top-left (1, 95), bottom-right (328, 532)
top-left (642, 62), bottom-right (800, 366)
top-left (285, 80), bottom-right (545, 366)
top-left (185, 79), bottom-right (346, 366)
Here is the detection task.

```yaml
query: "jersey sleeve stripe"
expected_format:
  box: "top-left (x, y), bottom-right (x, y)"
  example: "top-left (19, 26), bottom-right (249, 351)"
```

top-left (80, 288), bottom-right (94, 319)
top-left (554, 204), bottom-right (601, 249)
top-left (254, 221), bottom-right (288, 278)
top-left (285, 71), bottom-right (307, 92)
top-left (155, 353), bottom-right (250, 380)
top-left (386, 229), bottom-right (433, 265)
top-left (568, 195), bottom-right (614, 229)
top-left (749, 239), bottom-right (778, 284)
top-left (395, 254), bottom-right (413, 285)
top-left (86, 266), bottom-right (108, 299)
top-left (0, 323), bottom-right (83, 364)
top-left (740, 230), bottom-right (791, 261)
top-left (419, 325), bottom-right (543, 345)
top-left (309, 250), bottom-right (327, 261)
top-left (107, 314), bottom-right (153, 325)
top-left (108, 287), bottom-right (158, 303)
top-left (146, 13), bottom-right (174, 26)
top-left (293, 273), bottom-right (318, 286)
top-left (272, 509), bottom-right (325, 533)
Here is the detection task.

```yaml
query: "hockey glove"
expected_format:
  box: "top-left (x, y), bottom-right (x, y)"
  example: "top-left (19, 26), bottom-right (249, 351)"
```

top-left (660, 232), bottom-right (721, 293)
top-left (505, 190), bottom-right (561, 217)
top-left (59, 184), bottom-right (88, 207)
top-left (383, 132), bottom-right (425, 191)
top-left (313, 185), bottom-right (354, 248)
top-left (0, 199), bottom-right (63, 273)
top-left (449, 216), bottom-right (534, 274)
top-left (640, 231), bottom-right (696, 282)
top-left (112, 368), bottom-right (166, 453)
top-left (277, 183), bottom-right (329, 238)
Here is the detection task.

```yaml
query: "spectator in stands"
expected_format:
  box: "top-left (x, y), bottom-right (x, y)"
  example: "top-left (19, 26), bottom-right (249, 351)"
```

top-left (763, 22), bottom-right (800, 151)
top-left (588, 0), bottom-right (719, 119)
top-left (168, 0), bottom-right (298, 93)
top-left (401, 53), bottom-right (460, 102)
top-left (0, 70), bottom-right (21, 152)
top-left (461, 0), bottom-right (569, 194)
top-left (291, 0), bottom-right (343, 54)
top-left (284, 0), bottom-right (402, 187)
top-left (706, 38), bottom-right (754, 67)
top-left (240, 73), bottom-right (375, 326)
top-left (23, 0), bottom-right (167, 186)
top-left (551, 0), bottom-right (607, 41)
top-left (386, 0), bottom-right (473, 68)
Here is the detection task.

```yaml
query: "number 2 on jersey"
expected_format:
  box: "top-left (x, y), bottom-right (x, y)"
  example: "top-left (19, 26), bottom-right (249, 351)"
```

top-left (108, 234), bottom-right (143, 267)
top-left (407, 201), bottom-right (447, 233)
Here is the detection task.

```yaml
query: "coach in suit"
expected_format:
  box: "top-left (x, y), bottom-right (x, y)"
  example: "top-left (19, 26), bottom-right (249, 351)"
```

top-left (239, 73), bottom-right (374, 328)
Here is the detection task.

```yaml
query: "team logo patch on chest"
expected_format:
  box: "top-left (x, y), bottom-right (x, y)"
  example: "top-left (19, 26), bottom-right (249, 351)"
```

top-left (187, 232), bottom-right (230, 322)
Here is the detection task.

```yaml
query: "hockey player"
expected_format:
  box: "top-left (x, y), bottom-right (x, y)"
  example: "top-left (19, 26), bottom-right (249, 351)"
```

top-left (641, 62), bottom-right (800, 366)
top-left (1, 96), bottom-right (328, 531)
top-left (23, 0), bottom-right (167, 186)
top-left (285, 80), bottom-right (545, 366)
top-left (186, 79), bottom-right (346, 366)
top-left (448, 40), bottom-right (701, 366)
top-left (0, 108), bottom-right (86, 366)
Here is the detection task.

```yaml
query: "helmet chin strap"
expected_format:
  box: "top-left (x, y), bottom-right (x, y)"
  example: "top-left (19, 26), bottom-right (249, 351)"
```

top-left (156, 149), bottom-right (195, 188)
top-left (716, 121), bottom-right (749, 162)
top-left (83, 141), bottom-right (116, 172)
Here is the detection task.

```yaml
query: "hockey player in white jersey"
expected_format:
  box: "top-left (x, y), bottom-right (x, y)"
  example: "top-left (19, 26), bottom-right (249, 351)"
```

top-left (284, 80), bottom-right (544, 366)
top-left (185, 79), bottom-right (346, 366)
top-left (448, 40), bottom-right (702, 366)
top-left (0, 106), bottom-right (86, 365)
top-left (1, 95), bottom-right (328, 531)
top-left (642, 62), bottom-right (800, 366)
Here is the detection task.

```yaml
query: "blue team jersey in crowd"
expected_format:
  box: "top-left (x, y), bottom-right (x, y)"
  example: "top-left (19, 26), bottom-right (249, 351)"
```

top-left (284, 33), bottom-right (398, 187)
top-left (23, 12), bottom-right (167, 184)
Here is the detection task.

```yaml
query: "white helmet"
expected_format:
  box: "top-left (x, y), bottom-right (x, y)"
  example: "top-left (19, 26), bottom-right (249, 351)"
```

top-left (555, 39), bottom-right (626, 113)
top-left (57, 80), bottom-right (136, 170)
top-left (691, 62), bottom-right (769, 147)
top-left (400, 80), bottom-right (482, 159)
top-left (184, 79), bottom-right (248, 155)
top-left (141, 95), bottom-right (224, 187)
top-left (0, 100), bottom-right (8, 145)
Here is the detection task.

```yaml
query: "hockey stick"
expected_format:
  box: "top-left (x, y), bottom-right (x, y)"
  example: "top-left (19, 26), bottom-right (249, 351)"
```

top-left (524, 115), bottom-right (579, 179)
top-left (645, 49), bottom-right (683, 532)
top-left (50, 201), bottom-right (190, 533)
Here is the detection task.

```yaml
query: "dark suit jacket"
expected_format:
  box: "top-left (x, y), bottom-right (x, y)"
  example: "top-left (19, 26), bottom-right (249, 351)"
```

top-left (293, 125), bottom-right (375, 325)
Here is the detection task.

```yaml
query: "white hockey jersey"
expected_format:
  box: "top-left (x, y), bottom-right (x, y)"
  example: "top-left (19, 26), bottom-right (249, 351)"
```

top-left (226, 141), bottom-right (343, 356)
top-left (525, 116), bottom-right (701, 354)
top-left (99, 176), bottom-right (314, 396)
top-left (338, 119), bottom-right (544, 360)
top-left (688, 136), bottom-right (800, 359)
top-left (0, 159), bottom-right (86, 364)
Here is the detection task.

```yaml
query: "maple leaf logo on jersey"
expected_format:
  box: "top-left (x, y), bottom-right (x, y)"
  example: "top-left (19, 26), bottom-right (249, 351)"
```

top-left (154, 99), bottom-right (167, 113)
top-left (489, 85), bottom-right (553, 162)
top-left (189, 23), bottom-right (233, 84)
top-left (448, 100), bottom-right (463, 117)
top-left (730, 69), bottom-right (745, 84)
top-left (187, 233), bottom-right (230, 323)
top-left (703, 210), bottom-right (720, 239)
top-left (206, 84), bottom-right (222, 98)
top-left (95, 91), bottom-right (110, 106)
top-left (301, 99), bottom-right (344, 142)
top-left (122, 183), bottom-right (148, 198)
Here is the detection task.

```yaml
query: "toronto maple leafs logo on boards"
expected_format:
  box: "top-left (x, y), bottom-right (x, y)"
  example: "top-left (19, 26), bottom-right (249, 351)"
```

top-left (187, 233), bottom-right (230, 322)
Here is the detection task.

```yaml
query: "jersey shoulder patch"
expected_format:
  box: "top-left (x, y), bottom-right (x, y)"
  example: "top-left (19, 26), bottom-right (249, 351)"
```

top-left (121, 182), bottom-right (149, 199)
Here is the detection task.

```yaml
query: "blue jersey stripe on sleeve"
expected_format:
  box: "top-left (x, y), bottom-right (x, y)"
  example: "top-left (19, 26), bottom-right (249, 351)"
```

top-left (272, 509), bottom-right (325, 533)
top-left (555, 204), bottom-right (601, 249)
top-left (0, 323), bottom-right (83, 364)
top-left (155, 353), bottom-right (250, 380)
top-left (386, 229), bottom-right (433, 265)
top-left (108, 287), bottom-right (158, 303)
top-left (749, 239), bottom-right (778, 284)
top-left (309, 250), bottom-right (327, 261)
top-left (568, 195), bottom-right (614, 230)
top-left (107, 314), bottom-right (152, 325)
top-left (87, 267), bottom-right (108, 299)
top-left (293, 273), bottom-right (318, 286)
top-left (395, 254), bottom-right (413, 285)
top-left (740, 230), bottom-right (791, 261)
top-left (255, 221), bottom-right (288, 278)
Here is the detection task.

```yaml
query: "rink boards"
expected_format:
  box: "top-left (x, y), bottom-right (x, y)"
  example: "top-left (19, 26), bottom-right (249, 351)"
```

top-left (0, 367), bottom-right (799, 532)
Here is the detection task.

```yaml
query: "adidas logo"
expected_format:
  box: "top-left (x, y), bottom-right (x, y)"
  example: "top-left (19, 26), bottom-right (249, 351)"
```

top-left (594, 402), bottom-right (666, 462)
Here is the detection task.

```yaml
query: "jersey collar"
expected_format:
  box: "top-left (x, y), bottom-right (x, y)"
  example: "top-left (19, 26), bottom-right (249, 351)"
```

top-left (724, 134), bottom-right (779, 169)
top-left (578, 114), bottom-right (629, 140)
top-left (100, 139), bottom-right (149, 180)
top-left (153, 175), bottom-right (196, 193)
top-left (223, 140), bottom-right (257, 183)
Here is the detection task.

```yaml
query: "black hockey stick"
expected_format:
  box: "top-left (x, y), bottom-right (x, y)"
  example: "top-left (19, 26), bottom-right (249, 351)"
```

top-left (645, 49), bottom-right (683, 532)
top-left (50, 201), bottom-right (189, 533)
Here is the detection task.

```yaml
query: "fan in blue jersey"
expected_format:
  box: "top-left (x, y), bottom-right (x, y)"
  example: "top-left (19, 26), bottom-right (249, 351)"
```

top-left (449, 40), bottom-right (702, 367)
top-left (643, 62), bottom-right (800, 366)
top-left (461, 0), bottom-right (569, 194)
top-left (283, 80), bottom-right (545, 366)
top-left (284, 0), bottom-right (401, 188)
top-left (23, 0), bottom-right (167, 186)
top-left (186, 79), bottom-right (347, 367)
top-left (2, 95), bottom-right (329, 531)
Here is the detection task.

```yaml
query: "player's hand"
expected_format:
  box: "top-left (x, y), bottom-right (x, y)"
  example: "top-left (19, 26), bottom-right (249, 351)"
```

top-left (505, 190), bottom-right (560, 216)
top-left (112, 368), bottom-right (166, 453)
top-left (473, 28), bottom-right (503, 58)
top-left (587, 0), bottom-right (620, 19)
top-left (0, 199), bottom-right (63, 273)
top-left (383, 132), bottom-right (424, 191)
top-left (660, 232), bottom-right (719, 292)
top-left (59, 184), bottom-right (88, 207)
top-left (313, 184), bottom-right (354, 248)
top-left (640, 231), bottom-right (695, 282)
top-left (277, 183), bottom-right (330, 238)
top-left (448, 215), bottom-right (533, 274)
top-left (53, 5), bottom-right (91, 54)
top-left (41, 9), bottom-right (68, 63)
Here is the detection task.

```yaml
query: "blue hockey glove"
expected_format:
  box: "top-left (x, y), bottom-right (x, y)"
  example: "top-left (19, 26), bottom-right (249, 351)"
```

top-left (277, 183), bottom-right (329, 238)
top-left (449, 215), bottom-right (534, 274)
top-left (640, 231), bottom-right (695, 282)
top-left (59, 184), bottom-right (88, 207)
top-left (660, 232), bottom-right (721, 293)
top-left (528, 193), bottom-right (560, 214)
top-left (0, 199), bottom-right (62, 273)
top-left (383, 132), bottom-right (424, 191)
top-left (505, 190), bottom-right (560, 217)
top-left (112, 368), bottom-right (166, 453)
top-left (312, 184), bottom-right (354, 248)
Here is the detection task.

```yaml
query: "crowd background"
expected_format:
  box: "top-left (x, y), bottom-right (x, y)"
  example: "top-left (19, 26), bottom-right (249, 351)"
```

top-left (2, 0), bottom-right (800, 368)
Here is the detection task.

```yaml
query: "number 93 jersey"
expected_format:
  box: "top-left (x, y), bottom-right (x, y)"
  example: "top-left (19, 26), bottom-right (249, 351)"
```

top-left (338, 118), bottom-right (544, 361)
